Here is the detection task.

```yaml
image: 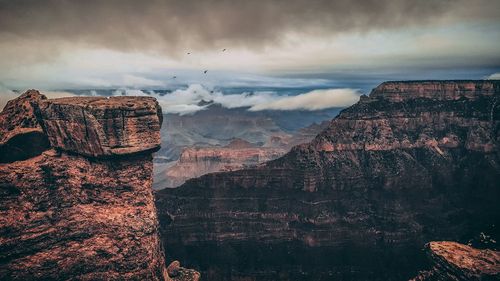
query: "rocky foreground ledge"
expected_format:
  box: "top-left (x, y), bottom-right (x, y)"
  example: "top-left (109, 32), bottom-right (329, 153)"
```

top-left (412, 241), bottom-right (500, 281)
top-left (0, 90), bottom-right (199, 280)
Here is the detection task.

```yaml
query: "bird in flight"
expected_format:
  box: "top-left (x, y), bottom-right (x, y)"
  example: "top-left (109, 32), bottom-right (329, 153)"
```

top-left (172, 76), bottom-right (177, 79)
top-left (187, 52), bottom-right (191, 55)
top-left (204, 70), bottom-right (208, 74)
top-left (222, 48), bottom-right (226, 52)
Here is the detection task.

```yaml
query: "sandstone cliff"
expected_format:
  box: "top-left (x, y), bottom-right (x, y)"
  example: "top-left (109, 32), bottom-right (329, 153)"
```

top-left (0, 91), bottom-right (199, 281)
top-left (411, 241), bottom-right (500, 281)
top-left (156, 80), bottom-right (500, 280)
top-left (156, 122), bottom-right (329, 189)
top-left (157, 139), bottom-right (285, 188)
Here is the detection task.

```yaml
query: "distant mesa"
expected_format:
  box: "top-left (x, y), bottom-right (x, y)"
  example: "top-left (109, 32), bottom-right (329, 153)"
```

top-left (224, 138), bottom-right (257, 149)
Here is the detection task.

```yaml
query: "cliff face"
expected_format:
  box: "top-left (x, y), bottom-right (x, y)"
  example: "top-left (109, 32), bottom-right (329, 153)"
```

top-left (160, 139), bottom-right (285, 188)
top-left (411, 241), bottom-right (500, 281)
top-left (156, 122), bottom-right (330, 189)
top-left (156, 81), bottom-right (500, 280)
top-left (0, 91), bottom-right (198, 281)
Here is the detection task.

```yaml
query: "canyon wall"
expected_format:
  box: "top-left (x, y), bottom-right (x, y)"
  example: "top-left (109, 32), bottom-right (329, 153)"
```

top-left (161, 139), bottom-right (286, 188)
top-left (156, 81), bottom-right (500, 280)
top-left (0, 91), bottom-right (198, 280)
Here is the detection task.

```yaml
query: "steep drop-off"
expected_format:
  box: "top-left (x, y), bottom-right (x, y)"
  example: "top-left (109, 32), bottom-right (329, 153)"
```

top-left (156, 81), bottom-right (500, 280)
top-left (0, 91), bottom-right (199, 281)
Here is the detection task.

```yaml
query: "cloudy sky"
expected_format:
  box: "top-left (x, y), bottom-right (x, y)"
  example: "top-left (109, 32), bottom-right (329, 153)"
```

top-left (0, 0), bottom-right (499, 112)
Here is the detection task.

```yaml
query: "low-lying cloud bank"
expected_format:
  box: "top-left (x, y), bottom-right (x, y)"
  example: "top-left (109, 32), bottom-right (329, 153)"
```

top-left (249, 89), bottom-right (359, 111)
top-left (0, 85), bottom-right (359, 114)
top-left (486, 73), bottom-right (500, 80)
top-left (113, 84), bottom-right (360, 115)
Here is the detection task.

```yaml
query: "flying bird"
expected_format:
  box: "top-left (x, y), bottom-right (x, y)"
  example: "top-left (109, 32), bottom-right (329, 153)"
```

top-left (204, 70), bottom-right (208, 74)
top-left (187, 52), bottom-right (191, 55)
top-left (172, 76), bottom-right (177, 79)
top-left (222, 48), bottom-right (226, 52)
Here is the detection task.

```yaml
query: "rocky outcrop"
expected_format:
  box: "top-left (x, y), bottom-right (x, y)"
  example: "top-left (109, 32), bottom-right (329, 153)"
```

top-left (0, 90), bottom-right (49, 163)
top-left (156, 80), bottom-right (500, 280)
top-left (0, 91), bottom-right (198, 280)
top-left (411, 241), bottom-right (500, 281)
top-left (167, 261), bottom-right (201, 281)
top-left (39, 96), bottom-right (162, 158)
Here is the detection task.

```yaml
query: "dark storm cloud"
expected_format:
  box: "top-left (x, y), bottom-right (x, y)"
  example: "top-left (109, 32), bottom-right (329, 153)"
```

top-left (0, 0), bottom-right (497, 53)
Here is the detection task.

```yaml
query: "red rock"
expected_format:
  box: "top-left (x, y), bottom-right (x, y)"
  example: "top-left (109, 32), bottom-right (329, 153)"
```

top-left (0, 92), bottom-right (199, 280)
top-left (411, 241), bottom-right (500, 280)
top-left (155, 123), bottom-right (329, 189)
top-left (167, 260), bottom-right (181, 277)
top-left (0, 90), bottom-right (49, 163)
top-left (38, 96), bottom-right (163, 158)
top-left (161, 145), bottom-right (286, 187)
top-left (370, 80), bottom-right (498, 102)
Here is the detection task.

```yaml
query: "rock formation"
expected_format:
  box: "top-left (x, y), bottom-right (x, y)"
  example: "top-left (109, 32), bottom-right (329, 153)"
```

top-left (38, 96), bottom-right (163, 157)
top-left (0, 91), bottom-right (198, 281)
top-left (158, 139), bottom-right (285, 188)
top-left (411, 241), bottom-right (500, 281)
top-left (155, 122), bottom-right (330, 189)
top-left (156, 80), bottom-right (500, 280)
top-left (0, 90), bottom-right (49, 163)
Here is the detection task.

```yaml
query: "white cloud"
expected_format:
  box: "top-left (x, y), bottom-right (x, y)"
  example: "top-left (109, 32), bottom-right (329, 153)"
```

top-left (486, 73), bottom-right (500, 80)
top-left (249, 88), bottom-right (360, 111)
top-left (1, 84), bottom-right (359, 115)
top-left (112, 84), bottom-right (359, 115)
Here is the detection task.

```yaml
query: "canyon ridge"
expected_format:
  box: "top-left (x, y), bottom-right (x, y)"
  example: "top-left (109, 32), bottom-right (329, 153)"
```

top-left (156, 80), bottom-right (500, 280)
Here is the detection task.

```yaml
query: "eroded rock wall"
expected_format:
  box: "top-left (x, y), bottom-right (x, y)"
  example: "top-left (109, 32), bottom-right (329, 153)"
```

top-left (156, 80), bottom-right (500, 280)
top-left (0, 91), bottom-right (198, 280)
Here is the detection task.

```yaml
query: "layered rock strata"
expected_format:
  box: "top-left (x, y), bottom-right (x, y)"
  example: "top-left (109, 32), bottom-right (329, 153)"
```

top-left (160, 139), bottom-right (285, 188)
top-left (0, 91), bottom-right (197, 280)
top-left (156, 80), bottom-right (500, 280)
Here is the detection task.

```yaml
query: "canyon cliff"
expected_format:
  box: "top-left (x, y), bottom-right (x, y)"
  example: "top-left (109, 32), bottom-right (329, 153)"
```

top-left (156, 81), bottom-right (500, 280)
top-left (157, 122), bottom-right (329, 188)
top-left (160, 139), bottom-right (285, 188)
top-left (0, 91), bottom-right (199, 280)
